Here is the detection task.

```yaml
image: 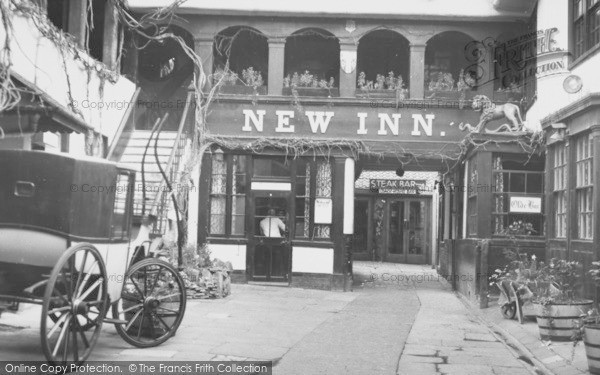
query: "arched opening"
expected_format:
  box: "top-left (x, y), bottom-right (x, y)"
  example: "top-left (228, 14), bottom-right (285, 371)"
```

top-left (425, 31), bottom-right (478, 95)
top-left (213, 26), bottom-right (268, 92)
top-left (135, 25), bottom-right (195, 130)
top-left (284, 28), bottom-right (340, 94)
top-left (356, 30), bottom-right (409, 94)
top-left (137, 25), bottom-right (194, 83)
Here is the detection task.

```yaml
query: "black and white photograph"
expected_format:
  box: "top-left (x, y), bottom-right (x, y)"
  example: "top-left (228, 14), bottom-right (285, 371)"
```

top-left (0, 0), bottom-right (599, 374)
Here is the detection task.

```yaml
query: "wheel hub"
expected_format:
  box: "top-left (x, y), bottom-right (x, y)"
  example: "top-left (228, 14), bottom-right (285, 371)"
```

top-left (72, 299), bottom-right (89, 315)
top-left (144, 297), bottom-right (160, 310)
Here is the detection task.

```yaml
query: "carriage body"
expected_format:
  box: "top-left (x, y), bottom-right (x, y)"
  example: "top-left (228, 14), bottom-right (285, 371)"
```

top-left (0, 150), bottom-right (186, 364)
top-left (0, 150), bottom-right (135, 302)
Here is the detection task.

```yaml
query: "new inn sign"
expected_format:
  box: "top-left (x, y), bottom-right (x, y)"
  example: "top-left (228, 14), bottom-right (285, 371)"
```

top-left (206, 101), bottom-right (483, 153)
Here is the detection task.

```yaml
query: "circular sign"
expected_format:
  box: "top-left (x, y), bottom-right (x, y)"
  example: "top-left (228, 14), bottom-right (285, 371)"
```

top-left (563, 75), bottom-right (583, 93)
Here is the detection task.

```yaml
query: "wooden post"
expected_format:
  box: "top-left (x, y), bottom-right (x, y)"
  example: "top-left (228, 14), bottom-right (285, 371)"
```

top-left (332, 156), bottom-right (346, 290)
top-left (68, 0), bottom-right (87, 49)
top-left (591, 126), bottom-right (600, 303)
top-left (102, 1), bottom-right (119, 70)
top-left (476, 151), bottom-right (493, 238)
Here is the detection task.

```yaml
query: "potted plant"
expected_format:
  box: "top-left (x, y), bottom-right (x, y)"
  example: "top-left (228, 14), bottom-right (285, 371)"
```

top-left (282, 70), bottom-right (339, 97)
top-left (425, 69), bottom-right (475, 104)
top-left (214, 66), bottom-right (267, 95)
top-left (494, 82), bottom-right (524, 103)
top-left (582, 263), bottom-right (600, 374)
top-left (356, 71), bottom-right (408, 100)
top-left (533, 258), bottom-right (593, 341)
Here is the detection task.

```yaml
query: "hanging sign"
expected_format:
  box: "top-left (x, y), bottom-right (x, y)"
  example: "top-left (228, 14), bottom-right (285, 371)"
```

top-left (369, 179), bottom-right (427, 194)
top-left (509, 196), bottom-right (542, 213)
top-left (314, 198), bottom-right (333, 224)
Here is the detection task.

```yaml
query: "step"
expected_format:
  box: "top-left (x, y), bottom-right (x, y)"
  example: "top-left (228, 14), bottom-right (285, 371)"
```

top-left (119, 154), bottom-right (171, 164)
top-left (124, 138), bottom-right (178, 148)
top-left (121, 145), bottom-right (175, 155)
top-left (130, 131), bottom-right (179, 139)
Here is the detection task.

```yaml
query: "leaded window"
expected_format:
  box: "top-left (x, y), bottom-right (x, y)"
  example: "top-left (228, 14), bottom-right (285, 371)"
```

top-left (209, 153), bottom-right (248, 236)
top-left (576, 134), bottom-right (593, 239)
top-left (553, 144), bottom-right (568, 238)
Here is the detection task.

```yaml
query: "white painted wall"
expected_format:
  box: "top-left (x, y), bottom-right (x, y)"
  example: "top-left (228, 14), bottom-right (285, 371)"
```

top-left (527, 0), bottom-right (600, 130)
top-left (208, 243), bottom-right (246, 270)
top-left (292, 247), bottom-right (334, 274)
top-left (0, 6), bottom-right (136, 143)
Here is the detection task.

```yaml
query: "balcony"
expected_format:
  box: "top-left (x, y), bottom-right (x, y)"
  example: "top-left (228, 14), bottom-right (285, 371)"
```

top-left (203, 24), bottom-right (525, 106)
top-left (0, 1), bottom-right (136, 142)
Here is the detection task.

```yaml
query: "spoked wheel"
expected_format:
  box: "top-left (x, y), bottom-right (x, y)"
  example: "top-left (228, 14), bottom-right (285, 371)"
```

top-left (501, 302), bottom-right (517, 319)
top-left (40, 243), bottom-right (108, 365)
top-left (113, 258), bottom-right (186, 348)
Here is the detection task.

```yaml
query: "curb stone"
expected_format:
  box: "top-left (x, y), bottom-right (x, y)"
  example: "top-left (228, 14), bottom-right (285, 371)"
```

top-left (455, 292), bottom-right (553, 375)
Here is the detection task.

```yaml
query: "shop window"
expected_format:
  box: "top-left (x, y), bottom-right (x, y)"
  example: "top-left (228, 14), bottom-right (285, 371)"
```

top-left (572, 0), bottom-right (600, 60)
top-left (209, 153), bottom-right (248, 236)
top-left (492, 155), bottom-right (545, 236)
top-left (294, 159), bottom-right (332, 240)
top-left (356, 30), bottom-right (409, 93)
top-left (467, 158), bottom-right (478, 237)
top-left (576, 134), bottom-right (594, 239)
top-left (213, 26), bottom-right (268, 88)
top-left (553, 144), bottom-right (568, 238)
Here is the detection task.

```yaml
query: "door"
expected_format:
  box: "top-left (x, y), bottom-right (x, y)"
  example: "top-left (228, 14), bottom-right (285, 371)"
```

top-left (250, 192), bottom-right (291, 282)
top-left (385, 198), bottom-right (429, 264)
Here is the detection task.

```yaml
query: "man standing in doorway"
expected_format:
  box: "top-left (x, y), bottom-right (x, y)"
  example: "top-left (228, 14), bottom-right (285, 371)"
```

top-left (260, 208), bottom-right (286, 237)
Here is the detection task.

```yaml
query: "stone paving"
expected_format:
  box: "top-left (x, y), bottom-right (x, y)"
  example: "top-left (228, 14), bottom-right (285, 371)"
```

top-left (479, 301), bottom-right (590, 375)
top-left (0, 262), bottom-right (537, 374)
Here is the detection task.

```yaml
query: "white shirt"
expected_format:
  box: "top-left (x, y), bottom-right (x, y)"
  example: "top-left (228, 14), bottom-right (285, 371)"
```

top-left (260, 216), bottom-right (286, 237)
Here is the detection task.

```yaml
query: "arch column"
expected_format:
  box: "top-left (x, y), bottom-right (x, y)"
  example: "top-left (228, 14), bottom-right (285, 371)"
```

top-left (339, 41), bottom-right (358, 97)
top-left (267, 38), bottom-right (286, 96)
top-left (194, 37), bottom-right (214, 91)
top-left (409, 44), bottom-right (427, 99)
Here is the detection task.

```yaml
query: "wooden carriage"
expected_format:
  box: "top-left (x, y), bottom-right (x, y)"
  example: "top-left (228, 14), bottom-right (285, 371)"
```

top-left (0, 150), bottom-right (186, 364)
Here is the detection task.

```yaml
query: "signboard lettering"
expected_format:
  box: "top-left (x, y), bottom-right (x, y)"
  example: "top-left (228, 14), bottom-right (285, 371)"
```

top-left (509, 196), bottom-right (542, 213)
top-left (369, 179), bottom-right (427, 194)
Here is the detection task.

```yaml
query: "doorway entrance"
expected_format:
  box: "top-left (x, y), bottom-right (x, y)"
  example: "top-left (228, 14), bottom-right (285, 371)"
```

top-left (386, 199), bottom-right (428, 264)
top-left (250, 192), bottom-right (291, 282)
top-left (353, 196), bottom-right (431, 264)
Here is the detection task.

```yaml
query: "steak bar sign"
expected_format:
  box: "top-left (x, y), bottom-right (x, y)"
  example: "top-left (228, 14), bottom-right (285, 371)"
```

top-left (206, 101), bottom-right (481, 145)
top-left (370, 179), bottom-right (427, 194)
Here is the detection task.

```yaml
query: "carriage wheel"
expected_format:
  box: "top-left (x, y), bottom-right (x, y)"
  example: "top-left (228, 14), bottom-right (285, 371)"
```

top-left (112, 258), bottom-right (186, 348)
top-left (501, 302), bottom-right (517, 319)
top-left (40, 243), bottom-right (108, 364)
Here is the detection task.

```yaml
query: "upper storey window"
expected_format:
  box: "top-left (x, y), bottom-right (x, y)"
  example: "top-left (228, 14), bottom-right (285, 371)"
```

top-left (573, 0), bottom-right (600, 59)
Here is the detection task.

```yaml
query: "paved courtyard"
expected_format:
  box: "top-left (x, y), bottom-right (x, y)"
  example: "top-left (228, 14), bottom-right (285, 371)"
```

top-left (0, 262), bottom-right (536, 374)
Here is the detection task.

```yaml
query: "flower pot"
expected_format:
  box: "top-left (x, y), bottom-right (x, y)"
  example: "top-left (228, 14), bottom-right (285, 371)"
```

top-left (534, 300), bottom-right (593, 341)
top-left (282, 87), bottom-right (339, 97)
top-left (584, 324), bottom-right (600, 374)
top-left (218, 85), bottom-right (267, 95)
